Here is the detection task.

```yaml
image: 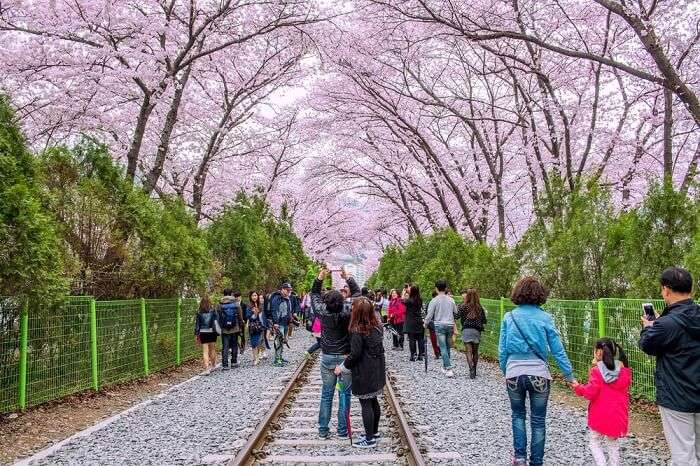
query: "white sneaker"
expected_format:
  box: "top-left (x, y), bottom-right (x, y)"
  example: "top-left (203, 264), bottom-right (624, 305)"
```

top-left (261, 351), bottom-right (269, 360)
top-left (446, 369), bottom-right (455, 378)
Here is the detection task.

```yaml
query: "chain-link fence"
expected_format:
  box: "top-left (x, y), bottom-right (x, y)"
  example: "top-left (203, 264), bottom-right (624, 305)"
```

top-left (0, 294), bottom-right (669, 413)
top-left (600, 298), bottom-right (664, 400)
top-left (477, 297), bottom-right (661, 401)
top-left (1, 296), bottom-right (203, 414)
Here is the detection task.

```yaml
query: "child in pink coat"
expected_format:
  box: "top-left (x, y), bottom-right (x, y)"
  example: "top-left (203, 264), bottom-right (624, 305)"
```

top-left (572, 338), bottom-right (632, 466)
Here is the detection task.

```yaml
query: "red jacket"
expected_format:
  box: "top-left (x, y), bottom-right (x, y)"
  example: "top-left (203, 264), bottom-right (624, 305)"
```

top-left (388, 297), bottom-right (405, 324)
top-left (574, 364), bottom-right (632, 438)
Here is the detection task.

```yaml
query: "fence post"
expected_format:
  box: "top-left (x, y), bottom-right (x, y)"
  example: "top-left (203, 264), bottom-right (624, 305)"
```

top-left (140, 298), bottom-right (150, 376)
top-left (90, 298), bottom-right (99, 391)
top-left (176, 298), bottom-right (182, 365)
top-left (597, 299), bottom-right (606, 338)
top-left (18, 299), bottom-right (29, 411)
top-left (499, 297), bottom-right (505, 322)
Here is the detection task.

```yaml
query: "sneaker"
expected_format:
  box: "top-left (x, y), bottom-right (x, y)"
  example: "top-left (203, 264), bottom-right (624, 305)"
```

top-left (231, 362), bottom-right (239, 368)
top-left (446, 369), bottom-right (455, 378)
top-left (434, 354), bottom-right (441, 360)
top-left (261, 352), bottom-right (269, 360)
top-left (353, 438), bottom-right (377, 449)
top-left (512, 458), bottom-right (527, 466)
top-left (337, 432), bottom-right (349, 439)
top-left (409, 355), bottom-right (417, 362)
top-left (359, 433), bottom-right (382, 441)
top-left (272, 360), bottom-right (285, 367)
top-left (222, 366), bottom-right (230, 371)
top-left (318, 432), bottom-right (330, 439)
top-left (417, 356), bottom-right (424, 361)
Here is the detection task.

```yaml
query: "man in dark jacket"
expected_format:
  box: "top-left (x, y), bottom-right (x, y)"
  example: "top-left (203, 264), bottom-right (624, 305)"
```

top-left (265, 283), bottom-right (293, 367)
top-left (639, 267), bottom-right (700, 465)
top-left (218, 290), bottom-right (245, 370)
top-left (310, 266), bottom-right (360, 439)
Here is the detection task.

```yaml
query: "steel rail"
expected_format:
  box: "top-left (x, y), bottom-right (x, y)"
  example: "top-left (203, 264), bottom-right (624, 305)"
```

top-left (384, 374), bottom-right (427, 466)
top-left (229, 356), bottom-right (313, 466)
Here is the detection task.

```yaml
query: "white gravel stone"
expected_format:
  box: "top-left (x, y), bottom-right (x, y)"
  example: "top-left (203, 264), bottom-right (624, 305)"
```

top-left (29, 332), bottom-right (317, 466)
top-left (384, 341), bottom-right (670, 465)
top-left (26, 330), bottom-right (670, 466)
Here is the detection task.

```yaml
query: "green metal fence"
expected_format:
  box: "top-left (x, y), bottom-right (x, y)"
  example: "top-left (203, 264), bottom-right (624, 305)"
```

top-left (0, 293), bottom-right (669, 413)
top-left (477, 297), bottom-right (661, 401)
top-left (0, 296), bottom-right (202, 414)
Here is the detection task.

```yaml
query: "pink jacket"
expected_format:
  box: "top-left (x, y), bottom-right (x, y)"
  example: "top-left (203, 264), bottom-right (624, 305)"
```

top-left (574, 363), bottom-right (632, 438)
top-left (388, 298), bottom-right (405, 324)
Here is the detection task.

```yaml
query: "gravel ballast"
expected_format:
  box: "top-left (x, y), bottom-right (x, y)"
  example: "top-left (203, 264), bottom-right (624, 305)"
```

top-left (23, 329), bottom-right (670, 465)
top-left (26, 332), bottom-right (316, 466)
top-left (384, 340), bottom-right (670, 465)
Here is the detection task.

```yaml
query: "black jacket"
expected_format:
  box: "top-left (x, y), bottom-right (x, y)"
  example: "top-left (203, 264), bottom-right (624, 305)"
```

top-left (343, 326), bottom-right (386, 396)
top-left (310, 276), bottom-right (360, 355)
top-left (402, 297), bottom-right (424, 334)
top-left (639, 298), bottom-right (700, 412)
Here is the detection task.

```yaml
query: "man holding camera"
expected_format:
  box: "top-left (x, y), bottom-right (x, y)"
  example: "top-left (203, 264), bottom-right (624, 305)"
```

top-left (639, 267), bottom-right (700, 465)
top-left (309, 266), bottom-right (360, 439)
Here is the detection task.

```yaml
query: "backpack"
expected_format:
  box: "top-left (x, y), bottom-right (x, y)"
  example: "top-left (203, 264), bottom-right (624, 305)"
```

top-left (220, 302), bottom-right (241, 330)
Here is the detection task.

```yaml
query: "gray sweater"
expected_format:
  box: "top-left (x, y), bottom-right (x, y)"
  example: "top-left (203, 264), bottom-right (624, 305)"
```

top-left (425, 294), bottom-right (458, 326)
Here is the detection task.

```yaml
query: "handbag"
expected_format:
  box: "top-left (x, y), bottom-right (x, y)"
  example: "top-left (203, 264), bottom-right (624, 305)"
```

top-left (509, 312), bottom-right (548, 363)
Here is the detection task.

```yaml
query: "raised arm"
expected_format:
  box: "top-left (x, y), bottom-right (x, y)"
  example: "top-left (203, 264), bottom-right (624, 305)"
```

top-left (639, 317), bottom-right (679, 356)
top-left (310, 269), bottom-right (331, 317)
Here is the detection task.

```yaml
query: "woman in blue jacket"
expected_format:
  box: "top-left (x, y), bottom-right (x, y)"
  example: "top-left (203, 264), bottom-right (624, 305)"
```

top-left (498, 277), bottom-right (576, 466)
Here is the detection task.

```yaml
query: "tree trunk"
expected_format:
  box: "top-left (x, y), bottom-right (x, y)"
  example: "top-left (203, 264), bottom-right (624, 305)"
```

top-left (126, 91), bottom-right (154, 182)
top-left (663, 88), bottom-right (673, 188)
top-left (144, 68), bottom-right (192, 194)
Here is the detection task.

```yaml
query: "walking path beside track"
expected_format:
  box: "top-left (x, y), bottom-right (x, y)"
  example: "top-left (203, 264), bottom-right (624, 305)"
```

top-left (17, 331), bottom-right (670, 465)
top-left (384, 343), bottom-right (670, 465)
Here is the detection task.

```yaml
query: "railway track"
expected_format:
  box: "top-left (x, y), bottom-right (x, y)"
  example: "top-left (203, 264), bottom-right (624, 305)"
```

top-left (230, 355), bottom-right (446, 465)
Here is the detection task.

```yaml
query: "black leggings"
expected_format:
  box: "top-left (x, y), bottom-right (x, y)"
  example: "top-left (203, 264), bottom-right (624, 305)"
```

top-left (408, 332), bottom-right (425, 358)
top-left (359, 397), bottom-right (381, 439)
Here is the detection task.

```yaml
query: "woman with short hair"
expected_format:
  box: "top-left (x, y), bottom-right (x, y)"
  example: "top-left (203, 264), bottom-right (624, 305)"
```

top-left (499, 277), bottom-right (576, 466)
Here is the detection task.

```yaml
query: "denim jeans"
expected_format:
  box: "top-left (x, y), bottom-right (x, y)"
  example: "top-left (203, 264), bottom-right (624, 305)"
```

top-left (318, 353), bottom-right (352, 436)
top-left (434, 324), bottom-right (453, 369)
top-left (221, 333), bottom-right (239, 367)
top-left (507, 375), bottom-right (551, 466)
top-left (273, 324), bottom-right (287, 362)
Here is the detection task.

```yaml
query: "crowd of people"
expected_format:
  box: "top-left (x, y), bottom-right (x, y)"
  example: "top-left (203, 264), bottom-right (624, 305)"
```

top-left (193, 266), bottom-right (699, 464)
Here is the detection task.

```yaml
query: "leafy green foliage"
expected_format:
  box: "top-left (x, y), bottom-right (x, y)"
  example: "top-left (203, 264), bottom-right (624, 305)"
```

top-left (207, 192), bottom-right (313, 294)
top-left (0, 96), bottom-right (66, 298)
top-left (40, 139), bottom-right (211, 298)
top-left (368, 229), bottom-right (519, 297)
top-left (518, 182), bottom-right (619, 299)
top-left (370, 180), bottom-right (700, 300)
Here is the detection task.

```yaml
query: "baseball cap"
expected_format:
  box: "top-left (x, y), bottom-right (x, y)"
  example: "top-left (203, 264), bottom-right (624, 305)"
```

top-left (280, 283), bottom-right (293, 290)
